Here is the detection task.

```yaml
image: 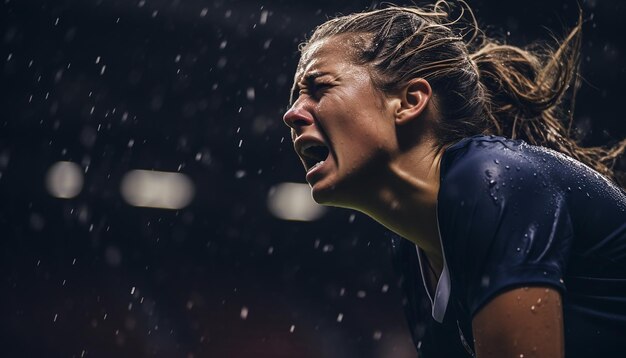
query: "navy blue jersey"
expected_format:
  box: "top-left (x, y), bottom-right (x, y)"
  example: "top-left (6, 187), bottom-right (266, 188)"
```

top-left (391, 135), bottom-right (626, 357)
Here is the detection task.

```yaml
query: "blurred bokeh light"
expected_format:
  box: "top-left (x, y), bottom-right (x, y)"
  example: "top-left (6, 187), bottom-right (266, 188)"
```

top-left (267, 182), bottom-right (326, 221)
top-left (120, 170), bottom-right (194, 209)
top-left (45, 161), bottom-right (84, 199)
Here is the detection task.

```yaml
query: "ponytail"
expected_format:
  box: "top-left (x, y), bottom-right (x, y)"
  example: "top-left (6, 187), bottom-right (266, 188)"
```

top-left (470, 15), bottom-right (626, 185)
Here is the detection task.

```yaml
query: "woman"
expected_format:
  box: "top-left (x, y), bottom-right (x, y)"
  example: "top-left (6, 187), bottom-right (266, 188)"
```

top-left (282, 2), bottom-right (626, 357)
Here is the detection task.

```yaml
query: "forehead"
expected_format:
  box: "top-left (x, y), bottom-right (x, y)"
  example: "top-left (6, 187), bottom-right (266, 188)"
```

top-left (295, 36), bottom-right (359, 81)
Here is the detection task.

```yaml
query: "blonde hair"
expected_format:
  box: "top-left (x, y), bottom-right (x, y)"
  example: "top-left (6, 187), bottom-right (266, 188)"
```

top-left (297, 1), bottom-right (626, 186)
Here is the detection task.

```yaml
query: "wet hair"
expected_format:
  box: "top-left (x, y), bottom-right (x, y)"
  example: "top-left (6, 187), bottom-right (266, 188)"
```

top-left (296, 1), bottom-right (626, 186)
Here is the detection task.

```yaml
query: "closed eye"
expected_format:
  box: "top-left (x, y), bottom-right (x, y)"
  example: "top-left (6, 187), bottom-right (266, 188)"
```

top-left (290, 84), bottom-right (329, 104)
top-left (290, 72), bottom-right (333, 104)
top-left (305, 82), bottom-right (332, 99)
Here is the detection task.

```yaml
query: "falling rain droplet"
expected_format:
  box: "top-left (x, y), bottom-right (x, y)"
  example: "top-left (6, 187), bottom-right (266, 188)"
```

top-left (260, 10), bottom-right (269, 25)
top-left (246, 87), bottom-right (255, 101)
top-left (240, 306), bottom-right (249, 320)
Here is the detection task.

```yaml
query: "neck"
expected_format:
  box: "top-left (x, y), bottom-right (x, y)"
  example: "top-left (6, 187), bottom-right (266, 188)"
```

top-left (353, 140), bottom-right (446, 274)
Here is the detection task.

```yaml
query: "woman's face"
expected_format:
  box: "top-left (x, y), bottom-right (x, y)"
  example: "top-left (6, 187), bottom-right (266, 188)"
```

top-left (283, 36), bottom-right (398, 206)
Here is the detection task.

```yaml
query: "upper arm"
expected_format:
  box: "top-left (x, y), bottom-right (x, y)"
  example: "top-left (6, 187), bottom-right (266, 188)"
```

top-left (472, 286), bottom-right (564, 358)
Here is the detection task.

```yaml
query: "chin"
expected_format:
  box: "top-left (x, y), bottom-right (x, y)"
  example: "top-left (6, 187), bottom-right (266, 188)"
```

top-left (309, 177), bottom-right (340, 205)
top-left (310, 184), bottom-right (333, 205)
top-left (310, 180), bottom-right (357, 210)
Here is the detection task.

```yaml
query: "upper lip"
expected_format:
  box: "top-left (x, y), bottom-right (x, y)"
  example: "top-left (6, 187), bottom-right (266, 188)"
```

top-left (294, 135), bottom-right (330, 171)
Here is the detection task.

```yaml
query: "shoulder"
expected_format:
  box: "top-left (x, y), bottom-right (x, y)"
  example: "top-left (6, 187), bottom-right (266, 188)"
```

top-left (436, 137), bottom-right (573, 317)
top-left (438, 135), bottom-right (546, 205)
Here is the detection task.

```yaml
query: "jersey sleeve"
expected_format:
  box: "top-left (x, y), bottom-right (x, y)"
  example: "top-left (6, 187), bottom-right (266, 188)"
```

top-left (437, 143), bottom-right (574, 317)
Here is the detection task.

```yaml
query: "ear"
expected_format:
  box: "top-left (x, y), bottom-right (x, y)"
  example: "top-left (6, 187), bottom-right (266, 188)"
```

top-left (394, 78), bottom-right (432, 126)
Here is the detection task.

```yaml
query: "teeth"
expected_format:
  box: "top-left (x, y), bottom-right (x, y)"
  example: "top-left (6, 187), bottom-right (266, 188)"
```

top-left (301, 142), bottom-right (326, 158)
top-left (302, 142), bottom-right (322, 151)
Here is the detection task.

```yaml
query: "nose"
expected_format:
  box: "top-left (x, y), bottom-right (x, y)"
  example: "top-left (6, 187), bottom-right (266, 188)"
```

top-left (283, 104), bottom-right (314, 133)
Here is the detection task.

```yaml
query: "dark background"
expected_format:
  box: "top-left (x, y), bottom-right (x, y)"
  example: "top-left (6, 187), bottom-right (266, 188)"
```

top-left (1, 0), bottom-right (624, 357)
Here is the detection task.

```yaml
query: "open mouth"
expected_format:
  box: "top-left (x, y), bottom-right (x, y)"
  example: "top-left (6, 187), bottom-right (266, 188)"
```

top-left (299, 142), bottom-right (330, 172)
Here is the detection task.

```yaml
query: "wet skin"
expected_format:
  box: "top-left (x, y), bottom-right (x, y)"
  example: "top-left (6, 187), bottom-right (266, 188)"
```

top-left (283, 37), bottom-right (400, 207)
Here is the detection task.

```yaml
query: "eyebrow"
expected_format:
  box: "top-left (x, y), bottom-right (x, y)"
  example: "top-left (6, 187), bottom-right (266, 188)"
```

top-left (301, 72), bottom-right (327, 84)
top-left (296, 71), bottom-right (328, 90)
top-left (289, 71), bottom-right (329, 104)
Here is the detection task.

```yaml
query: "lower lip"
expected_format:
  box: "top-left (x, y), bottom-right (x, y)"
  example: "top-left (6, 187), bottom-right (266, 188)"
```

top-left (305, 158), bottom-right (329, 183)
